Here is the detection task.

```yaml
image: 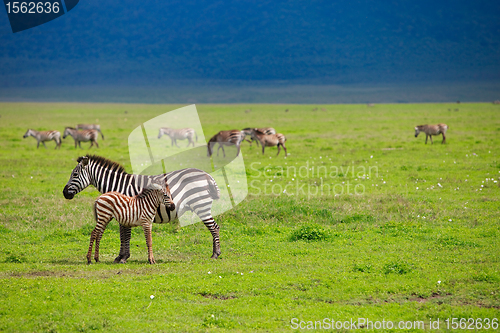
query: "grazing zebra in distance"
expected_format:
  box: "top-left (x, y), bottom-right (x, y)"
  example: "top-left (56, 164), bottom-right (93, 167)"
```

top-left (63, 155), bottom-right (221, 262)
top-left (89, 182), bottom-right (175, 264)
top-left (158, 127), bottom-right (198, 147)
top-left (249, 129), bottom-right (287, 156)
top-left (242, 127), bottom-right (276, 146)
top-left (63, 127), bottom-right (99, 149)
top-left (23, 129), bottom-right (61, 149)
top-left (207, 130), bottom-right (244, 157)
top-left (77, 124), bottom-right (104, 139)
top-left (415, 124), bottom-right (449, 144)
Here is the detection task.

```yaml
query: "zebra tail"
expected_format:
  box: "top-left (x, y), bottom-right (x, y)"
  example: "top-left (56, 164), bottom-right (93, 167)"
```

top-left (92, 199), bottom-right (98, 223)
top-left (206, 174), bottom-right (220, 200)
top-left (195, 131), bottom-right (198, 142)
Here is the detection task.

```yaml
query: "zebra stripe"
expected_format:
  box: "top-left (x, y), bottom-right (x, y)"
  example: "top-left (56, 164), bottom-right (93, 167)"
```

top-left (63, 155), bottom-right (221, 263)
top-left (207, 130), bottom-right (244, 157)
top-left (23, 129), bottom-right (61, 149)
top-left (158, 127), bottom-right (198, 147)
top-left (88, 183), bottom-right (175, 264)
top-left (77, 124), bottom-right (105, 140)
top-left (63, 127), bottom-right (99, 149)
top-left (241, 127), bottom-right (276, 146)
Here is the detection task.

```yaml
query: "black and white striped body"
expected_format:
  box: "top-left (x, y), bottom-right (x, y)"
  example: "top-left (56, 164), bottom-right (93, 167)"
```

top-left (77, 124), bottom-right (104, 140)
top-left (23, 129), bottom-right (61, 149)
top-left (158, 127), bottom-right (197, 147)
top-left (63, 127), bottom-right (99, 149)
top-left (207, 130), bottom-right (244, 157)
top-left (242, 127), bottom-right (276, 146)
top-left (63, 155), bottom-right (221, 262)
top-left (89, 184), bottom-right (175, 264)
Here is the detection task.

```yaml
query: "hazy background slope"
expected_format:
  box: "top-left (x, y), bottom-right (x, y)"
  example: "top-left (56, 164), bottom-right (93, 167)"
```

top-left (0, 0), bottom-right (499, 102)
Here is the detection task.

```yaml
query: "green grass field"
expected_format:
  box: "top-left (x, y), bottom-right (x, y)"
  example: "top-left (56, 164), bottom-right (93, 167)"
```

top-left (0, 102), bottom-right (499, 332)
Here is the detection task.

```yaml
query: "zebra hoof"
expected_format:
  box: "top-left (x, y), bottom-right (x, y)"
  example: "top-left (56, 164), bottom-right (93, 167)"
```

top-left (119, 259), bottom-right (127, 264)
top-left (211, 253), bottom-right (220, 259)
top-left (87, 260), bottom-right (92, 265)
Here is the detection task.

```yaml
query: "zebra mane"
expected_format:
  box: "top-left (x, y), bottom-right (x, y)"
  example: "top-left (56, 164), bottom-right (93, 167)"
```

top-left (65, 126), bottom-right (76, 129)
top-left (136, 183), bottom-right (164, 199)
top-left (79, 155), bottom-right (127, 174)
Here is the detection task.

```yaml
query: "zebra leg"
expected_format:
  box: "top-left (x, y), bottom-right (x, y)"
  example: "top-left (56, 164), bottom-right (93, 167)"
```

top-left (425, 135), bottom-right (428, 144)
top-left (94, 228), bottom-right (106, 263)
top-left (441, 133), bottom-right (446, 144)
top-left (94, 140), bottom-right (99, 148)
top-left (262, 145), bottom-right (265, 154)
top-left (221, 145), bottom-right (226, 158)
top-left (175, 139), bottom-right (180, 148)
top-left (142, 221), bottom-right (156, 264)
top-left (236, 144), bottom-right (241, 157)
top-left (430, 135), bottom-right (433, 144)
top-left (87, 228), bottom-right (98, 264)
top-left (42, 141), bottom-right (47, 149)
top-left (203, 218), bottom-right (221, 259)
top-left (114, 225), bottom-right (131, 264)
top-left (36, 141), bottom-right (40, 149)
top-left (282, 144), bottom-right (287, 157)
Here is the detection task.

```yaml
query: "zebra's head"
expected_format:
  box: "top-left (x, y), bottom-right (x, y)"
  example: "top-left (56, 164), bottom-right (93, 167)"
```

top-left (23, 129), bottom-right (33, 138)
top-left (158, 127), bottom-right (170, 139)
top-left (63, 127), bottom-right (74, 139)
top-left (63, 156), bottom-right (91, 200)
top-left (149, 182), bottom-right (175, 211)
top-left (414, 125), bottom-right (423, 137)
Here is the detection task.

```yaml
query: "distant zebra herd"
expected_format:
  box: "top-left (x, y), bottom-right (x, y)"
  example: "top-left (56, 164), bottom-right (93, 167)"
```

top-left (53, 116), bottom-right (448, 264)
top-left (23, 124), bottom-right (104, 149)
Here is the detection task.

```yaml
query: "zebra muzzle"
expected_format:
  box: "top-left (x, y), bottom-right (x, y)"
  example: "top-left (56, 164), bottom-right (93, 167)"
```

top-left (62, 185), bottom-right (75, 199)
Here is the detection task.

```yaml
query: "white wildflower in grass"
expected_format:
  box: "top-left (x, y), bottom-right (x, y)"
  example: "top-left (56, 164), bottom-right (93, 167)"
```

top-left (438, 281), bottom-right (441, 284)
top-left (370, 155), bottom-right (373, 158)
top-left (219, 276), bottom-right (222, 278)
top-left (416, 187), bottom-right (419, 190)
top-left (449, 219), bottom-right (452, 222)
top-left (150, 295), bottom-right (154, 300)
top-left (208, 271), bottom-right (211, 274)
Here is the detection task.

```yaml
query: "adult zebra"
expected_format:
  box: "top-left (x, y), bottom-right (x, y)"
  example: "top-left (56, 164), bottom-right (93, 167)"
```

top-left (63, 155), bottom-right (221, 262)
top-left (77, 124), bottom-right (105, 140)
top-left (158, 127), bottom-right (198, 147)
top-left (63, 127), bottom-right (99, 149)
top-left (23, 129), bottom-right (61, 149)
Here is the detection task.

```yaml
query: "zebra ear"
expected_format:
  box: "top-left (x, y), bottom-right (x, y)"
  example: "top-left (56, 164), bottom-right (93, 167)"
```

top-left (80, 156), bottom-right (89, 166)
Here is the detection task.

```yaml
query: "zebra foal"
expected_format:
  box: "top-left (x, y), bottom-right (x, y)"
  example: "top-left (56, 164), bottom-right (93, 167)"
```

top-left (242, 127), bottom-right (276, 146)
top-left (248, 129), bottom-right (287, 156)
top-left (23, 129), bottom-right (61, 149)
top-left (414, 124), bottom-right (449, 144)
top-left (77, 124), bottom-right (104, 140)
top-left (63, 127), bottom-right (99, 149)
top-left (158, 127), bottom-right (198, 147)
top-left (89, 182), bottom-right (175, 264)
top-left (207, 130), bottom-right (244, 157)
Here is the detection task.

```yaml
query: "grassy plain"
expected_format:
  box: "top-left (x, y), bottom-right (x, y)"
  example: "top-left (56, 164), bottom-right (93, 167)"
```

top-left (0, 102), bottom-right (499, 332)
